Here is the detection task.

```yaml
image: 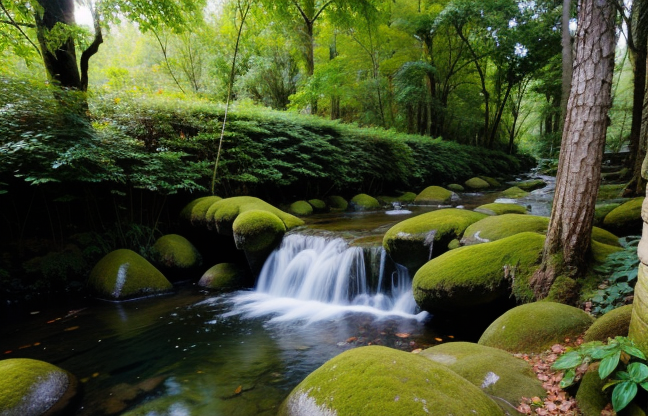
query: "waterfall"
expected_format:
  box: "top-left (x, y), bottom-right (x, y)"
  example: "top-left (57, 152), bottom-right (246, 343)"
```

top-left (229, 234), bottom-right (428, 323)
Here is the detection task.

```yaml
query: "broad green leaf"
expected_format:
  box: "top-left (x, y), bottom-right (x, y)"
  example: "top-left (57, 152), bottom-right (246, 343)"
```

top-left (621, 345), bottom-right (646, 360)
top-left (612, 381), bottom-right (637, 412)
top-left (552, 351), bottom-right (583, 370)
top-left (559, 369), bottom-right (577, 389)
top-left (628, 363), bottom-right (648, 382)
top-left (599, 351), bottom-right (622, 379)
top-left (640, 381), bottom-right (648, 391)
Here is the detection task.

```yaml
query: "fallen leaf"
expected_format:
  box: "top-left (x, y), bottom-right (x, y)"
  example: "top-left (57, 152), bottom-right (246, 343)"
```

top-left (434, 337), bottom-right (443, 342)
top-left (4, 351), bottom-right (11, 354)
top-left (234, 385), bottom-right (242, 395)
top-left (64, 326), bottom-right (79, 332)
top-left (395, 333), bottom-right (410, 338)
top-left (346, 337), bottom-right (357, 343)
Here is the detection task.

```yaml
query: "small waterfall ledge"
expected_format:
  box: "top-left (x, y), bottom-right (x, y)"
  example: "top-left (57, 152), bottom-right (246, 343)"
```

top-left (228, 234), bottom-right (428, 323)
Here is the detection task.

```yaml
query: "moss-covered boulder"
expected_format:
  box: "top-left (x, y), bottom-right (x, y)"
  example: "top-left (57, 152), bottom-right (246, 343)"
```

top-left (383, 208), bottom-right (487, 271)
top-left (289, 201), bottom-right (314, 216)
top-left (500, 186), bottom-right (529, 199)
top-left (326, 195), bottom-right (348, 211)
top-left (414, 186), bottom-right (453, 205)
top-left (397, 192), bottom-right (417, 203)
top-left (206, 196), bottom-right (303, 236)
top-left (420, 342), bottom-right (545, 411)
top-left (515, 179), bottom-right (546, 191)
top-left (583, 304), bottom-right (633, 342)
top-left (349, 193), bottom-right (380, 211)
top-left (307, 199), bottom-right (327, 212)
top-left (151, 234), bottom-right (201, 272)
top-left (478, 302), bottom-right (594, 353)
top-left (279, 346), bottom-right (504, 416)
top-left (447, 183), bottom-right (464, 192)
top-left (479, 176), bottom-right (501, 187)
top-left (180, 196), bottom-right (223, 224)
top-left (88, 249), bottom-right (172, 300)
top-left (0, 358), bottom-right (78, 416)
top-left (197, 263), bottom-right (248, 291)
top-left (602, 197), bottom-right (643, 235)
top-left (575, 364), bottom-right (608, 416)
top-left (474, 203), bottom-right (527, 216)
top-left (465, 177), bottom-right (491, 190)
top-left (232, 210), bottom-right (286, 253)
top-left (413, 232), bottom-right (544, 312)
top-left (594, 203), bottom-right (622, 225)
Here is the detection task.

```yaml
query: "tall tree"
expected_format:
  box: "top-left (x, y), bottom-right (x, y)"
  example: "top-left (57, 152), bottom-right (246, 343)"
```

top-left (531, 0), bottom-right (617, 298)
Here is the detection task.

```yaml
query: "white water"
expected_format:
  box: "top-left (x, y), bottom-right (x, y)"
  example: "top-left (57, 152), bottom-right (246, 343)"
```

top-left (229, 235), bottom-right (428, 323)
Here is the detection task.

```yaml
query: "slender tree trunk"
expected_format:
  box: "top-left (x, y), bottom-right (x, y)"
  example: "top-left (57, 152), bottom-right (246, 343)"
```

top-left (560, 0), bottom-right (574, 130)
top-left (329, 34), bottom-right (340, 120)
top-left (304, 20), bottom-right (317, 114)
top-left (531, 0), bottom-right (617, 298)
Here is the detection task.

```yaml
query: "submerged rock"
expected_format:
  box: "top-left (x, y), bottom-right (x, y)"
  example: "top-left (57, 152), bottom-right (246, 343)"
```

top-left (602, 197), bottom-right (643, 235)
top-left (198, 263), bottom-right (248, 291)
top-left (88, 249), bottom-right (172, 300)
top-left (349, 193), bottom-right (381, 211)
top-left (500, 186), bottom-right (529, 199)
top-left (413, 186), bottom-right (453, 205)
top-left (583, 304), bottom-right (633, 342)
top-left (151, 234), bottom-right (202, 272)
top-left (383, 208), bottom-right (487, 271)
top-left (465, 177), bottom-right (490, 190)
top-left (289, 201), bottom-right (314, 216)
top-left (0, 358), bottom-right (78, 416)
top-left (180, 196), bottom-right (222, 224)
top-left (279, 346), bottom-right (505, 416)
top-left (474, 203), bottom-right (527, 216)
top-left (478, 302), bottom-right (594, 353)
top-left (413, 232), bottom-right (544, 312)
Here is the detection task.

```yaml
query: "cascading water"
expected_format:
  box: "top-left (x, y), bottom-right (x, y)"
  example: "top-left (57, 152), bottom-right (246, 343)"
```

top-left (229, 234), bottom-right (428, 323)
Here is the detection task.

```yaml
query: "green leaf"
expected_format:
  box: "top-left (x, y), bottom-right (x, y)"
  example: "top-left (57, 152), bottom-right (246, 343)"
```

top-left (559, 369), bottom-right (577, 388)
top-left (599, 350), bottom-right (622, 379)
top-left (612, 381), bottom-right (637, 412)
top-left (627, 363), bottom-right (648, 382)
top-left (621, 345), bottom-right (647, 360)
top-left (552, 351), bottom-right (583, 370)
top-left (640, 381), bottom-right (648, 391)
top-left (602, 379), bottom-right (622, 391)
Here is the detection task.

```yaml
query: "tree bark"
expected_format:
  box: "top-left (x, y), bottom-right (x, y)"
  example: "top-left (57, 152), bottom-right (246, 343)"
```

top-left (531, 0), bottom-right (617, 298)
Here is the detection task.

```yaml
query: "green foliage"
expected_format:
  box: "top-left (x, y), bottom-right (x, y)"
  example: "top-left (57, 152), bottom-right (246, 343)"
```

top-left (552, 336), bottom-right (648, 412)
top-left (590, 236), bottom-right (641, 316)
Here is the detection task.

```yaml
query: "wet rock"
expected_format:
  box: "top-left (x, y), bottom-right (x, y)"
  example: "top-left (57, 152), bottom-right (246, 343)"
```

top-left (307, 199), bottom-right (327, 213)
top-left (289, 201), bottom-right (314, 216)
top-left (464, 177), bottom-right (490, 190)
top-left (514, 179), bottom-right (546, 191)
top-left (325, 195), bottom-right (348, 211)
top-left (206, 196), bottom-right (303, 235)
top-left (500, 186), bottom-right (529, 199)
top-left (349, 194), bottom-right (380, 211)
top-left (413, 186), bottom-right (453, 205)
top-left (198, 263), bottom-right (248, 291)
top-left (151, 234), bottom-right (202, 275)
top-left (447, 183), bottom-right (464, 192)
top-left (474, 203), bottom-right (527, 216)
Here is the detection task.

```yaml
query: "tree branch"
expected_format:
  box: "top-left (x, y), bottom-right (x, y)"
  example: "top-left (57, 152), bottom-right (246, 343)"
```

top-left (0, 0), bottom-right (41, 56)
top-left (313, 0), bottom-right (333, 22)
top-left (0, 19), bottom-right (35, 28)
top-left (80, 2), bottom-right (103, 91)
top-left (151, 28), bottom-right (186, 94)
top-left (289, 0), bottom-right (310, 24)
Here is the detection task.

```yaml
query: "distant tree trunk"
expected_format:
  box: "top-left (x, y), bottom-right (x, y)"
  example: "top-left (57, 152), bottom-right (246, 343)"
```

top-left (329, 35), bottom-right (340, 120)
top-left (560, 0), bottom-right (573, 130)
top-left (531, 0), bottom-right (617, 298)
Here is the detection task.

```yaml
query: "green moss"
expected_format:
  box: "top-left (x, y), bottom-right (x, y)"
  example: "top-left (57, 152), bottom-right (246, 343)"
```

top-left (465, 177), bottom-right (491, 190)
top-left (279, 346), bottom-right (504, 416)
top-left (544, 276), bottom-right (579, 305)
top-left (307, 199), bottom-right (327, 212)
top-left (478, 302), bottom-right (594, 353)
top-left (151, 234), bottom-right (201, 269)
top-left (232, 210), bottom-right (286, 253)
top-left (590, 227), bottom-right (620, 247)
top-left (479, 176), bottom-right (501, 187)
top-left (180, 196), bottom-right (222, 223)
top-left (289, 200), bottom-right (314, 216)
top-left (500, 186), bottom-right (529, 198)
top-left (448, 239), bottom-right (460, 250)
top-left (584, 304), bottom-right (633, 342)
top-left (590, 239), bottom-right (623, 264)
top-left (0, 358), bottom-right (72, 415)
top-left (575, 364), bottom-right (608, 416)
top-left (88, 249), bottom-right (172, 300)
top-left (206, 196), bottom-right (303, 235)
top-left (414, 186), bottom-right (453, 204)
top-left (398, 192), bottom-right (417, 202)
top-left (515, 179), bottom-right (546, 191)
top-left (349, 193), bottom-right (380, 211)
top-left (594, 203), bottom-right (622, 225)
top-left (602, 197), bottom-right (643, 235)
top-left (383, 208), bottom-right (488, 270)
top-left (198, 263), bottom-right (247, 291)
top-left (597, 184), bottom-right (625, 200)
top-left (447, 183), bottom-right (465, 192)
top-left (420, 342), bottom-right (545, 408)
top-left (326, 195), bottom-right (348, 211)
top-left (474, 203), bottom-right (527, 216)
top-left (413, 232), bottom-right (545, 312)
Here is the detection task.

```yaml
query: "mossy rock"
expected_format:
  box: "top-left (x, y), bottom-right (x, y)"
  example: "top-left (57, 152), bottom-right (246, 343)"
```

top-left (0, 358), bottom-right (78, 416)
top-left (413, 232), bottom-right (544, 312)
top-left (289, 201), bottom-right (314, 216)
top-left (474, 203), bottom-right (527, 216)
top-left (590, 239), bottom-right (623, 263)
top-left (597, 184), bottom-right (625, 200)
top-left (583, 304), bottom-right (633, 342)
top-left (420, 342), bottom-right (545, 410)
top-left (151, 234), bottom-right (201, 270)
top-left (383, 208), bottom-right (487, 271)
top-left (575, 364), bottom-right (608, 416)
top-left (349, 193), bottom-right (380, 211)
top-left (594, 203), bottom-right (622, 225)
top-left (479, 176), bottom-right (501, 187)
top-left (279, 346), bottom-right (505, 416)
top-left (478, 302), bottom-right (594, 353)
top-left (88, 249), bottom-right (172, 300)
top-left (197, 263), bottom-right (248, 291)
top-left (180, 196), bottom-right (222, 224)
top-left (447, 183), bottom-right (464, 192)
top-left (500, 186), bottom-right (529, 199)
top-left (326, 195), bottom-right (348, 211)
top-left (206, 196), bottom-right (303, 236)
top-left (397, 192), bottom-right (417, 203)
top-left (461, 214), bottom-right (620, 248)
top-left (544, 276), bottom-right (579, 305)
top-left (414, 186), bottom-right (453, 205)
top-left (602, 197), bottom-right (643, 235)
top-left (232, 210), bottom-right (286, 253)
top-left (307, 199), bottom-right (327, 212)
top-left (448, 239), bottom-right (460, 250)
top-left (465, 177), bottom-right (491, 190)
top-left (515, 179), bottom-right (546, 191)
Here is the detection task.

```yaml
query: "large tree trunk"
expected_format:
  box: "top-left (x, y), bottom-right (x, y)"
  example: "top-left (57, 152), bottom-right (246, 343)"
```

top-left (34, 0), bottom-right (82, 90)
top-left (531, 0), bottom-right (617, 298)
top-left (560, 0), bottom-right (573, 130)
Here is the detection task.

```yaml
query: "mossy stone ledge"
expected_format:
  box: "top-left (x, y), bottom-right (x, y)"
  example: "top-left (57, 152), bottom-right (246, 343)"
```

top-left (197, 263), bottom-right (248, 291)
top-left (413, 186), bottom-right (453, 205)
top-left (413, 232), bottom-right (545, 313)
top-left (500, 186), bottom-right (529, 199)
top-left (179, 196), bottom-right (222, 224)
top-left (478, 302), bottom-right (594, 353)
top-left (420, 342), bottom-right (545, 412)
top-left (88, 249), bottom-right (172, 300)
top-left (279, 345), bottom-right (505, 416)
top-left (602, 197), bottom-right (643, 235)
top-left (349, 193), bottom-right (380, 211)
top-left (383, 208), bottom-right (487, 271)
top-left (289, 200), bottom-right (314, 216)
top-left (464, 177), bottom-right (491, 190)
top-left (474, 203), bottom-right (527, 216)
top-left (0, 358), bottom-right (78, 416)
top-left (205, 196), bottom-right (303, 235)
top-left (151, 234), bottom-right (202, 271)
